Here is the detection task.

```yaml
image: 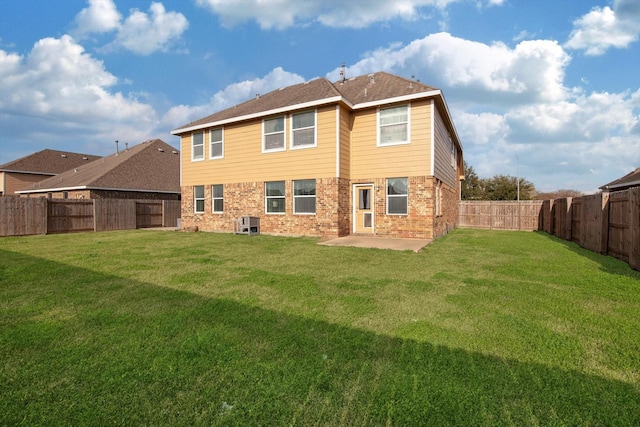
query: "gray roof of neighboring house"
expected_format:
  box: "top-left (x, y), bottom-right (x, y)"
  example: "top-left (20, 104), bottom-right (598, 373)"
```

top-left (17, 139), bottom-right (180, 194)
top-left (600, 167), bottom-right (640, 191)
top-left (0, 149), bottom-right (102, 175)
top-left (172, 71), bottom-right (440, 134)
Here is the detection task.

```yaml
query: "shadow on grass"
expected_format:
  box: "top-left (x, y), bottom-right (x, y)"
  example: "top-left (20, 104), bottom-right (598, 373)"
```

top-left (534, 231), bottom-right (640, 279)
top-left (1, 249), bottom-right (638, 426)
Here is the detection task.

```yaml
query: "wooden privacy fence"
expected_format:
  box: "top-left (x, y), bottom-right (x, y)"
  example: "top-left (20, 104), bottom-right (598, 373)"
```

top-left (458, 200), bottom-right (544, 231)
top-left (0, 197), bottom-right (181, 237)
top-left (459, 188), bottom-right (640, 271)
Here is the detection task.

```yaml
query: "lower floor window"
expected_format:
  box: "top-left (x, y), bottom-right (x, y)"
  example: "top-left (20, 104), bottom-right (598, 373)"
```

top-left (194, 185), bottom-right (205, 213)
top-left (265, 181), bottom-right (285, 213)
top-left (212, 184), bottom-right (223, 213)
top-left (387, 177), bottom-right (408, 214)
top-left (294, 179), bottom-right (316, 214)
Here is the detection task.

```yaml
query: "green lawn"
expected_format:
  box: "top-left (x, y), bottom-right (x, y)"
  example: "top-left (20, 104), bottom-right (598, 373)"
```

top-left (1, 229), bottom-right (639, 426)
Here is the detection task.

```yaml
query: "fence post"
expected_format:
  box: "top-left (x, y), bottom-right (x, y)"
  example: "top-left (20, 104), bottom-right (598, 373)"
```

top-left (600, 192), bottom-right (610, 254)
top-left (629, 188), bottom-right (640, 271)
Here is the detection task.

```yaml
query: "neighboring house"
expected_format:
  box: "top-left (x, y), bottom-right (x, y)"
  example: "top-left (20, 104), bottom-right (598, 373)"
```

top-left (0, 149), bottom-right (101, 196)
top-left (17, 139), bottom-right (180, 200)
top-left (600, 167), bottom-right (640, 192)
top-left (172, 71), bottom-right (463, 239)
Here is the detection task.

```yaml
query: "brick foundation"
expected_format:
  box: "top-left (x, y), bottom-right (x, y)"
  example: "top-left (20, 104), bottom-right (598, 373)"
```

top-left (181, 176), bottom-right (458, 239)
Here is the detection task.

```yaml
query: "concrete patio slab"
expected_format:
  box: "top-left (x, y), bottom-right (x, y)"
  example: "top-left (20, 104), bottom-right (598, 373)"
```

top-left (318, 235), bottom-right (432, 252)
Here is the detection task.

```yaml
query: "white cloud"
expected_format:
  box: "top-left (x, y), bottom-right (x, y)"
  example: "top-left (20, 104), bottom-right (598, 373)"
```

top-left (162, 67), bottom-right (305, 128)
top-left (0, 36), bottom-right (157, 150)
top-left (72, 0), bottom-right (188, 55)
top-left (73, 0), bottom-right (121, 37)
top-left (115, 3), bottom-right (188, 55)
top-left (333, 33), bottom-right (570, 104)
top-left (565, 0), bottom-right (640, 55)
top-left (194, 0), bottom-right (459, 29)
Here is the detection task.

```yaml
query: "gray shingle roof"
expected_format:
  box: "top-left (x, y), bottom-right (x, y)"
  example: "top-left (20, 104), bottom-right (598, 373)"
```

top-left (172, 71), bottom-right (439, 134)
top-left (600, 167), bottom-right (640, 191)
top-left (0, 149), bottom-right (102, 175)
top-left (18, 139), bottom-right (180, 194)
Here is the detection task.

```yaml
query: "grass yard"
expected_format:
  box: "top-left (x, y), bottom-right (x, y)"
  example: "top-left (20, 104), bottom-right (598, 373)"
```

top-left (1, 228), bottom-right (639, 426)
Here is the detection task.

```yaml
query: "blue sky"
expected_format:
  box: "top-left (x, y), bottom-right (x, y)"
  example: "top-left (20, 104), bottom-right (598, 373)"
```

top-left (1, 0), bottom-right (638, 193)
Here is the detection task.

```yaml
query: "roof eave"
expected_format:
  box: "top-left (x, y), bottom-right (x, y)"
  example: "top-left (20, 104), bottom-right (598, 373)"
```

top-left (172, 95), bottom-right (346, 135)
top-left (17, 186), bottom-right (180, 195)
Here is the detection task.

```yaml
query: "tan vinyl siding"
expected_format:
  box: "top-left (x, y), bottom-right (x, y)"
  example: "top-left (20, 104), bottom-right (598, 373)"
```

top-left (351, 100), bottom-right (431, 179)
top-left (433, 106), bottom-right (458, 188)
top-left (339, 104), bottom-right (351, 179)
top-left (181, 106), bottom-right (337, 186)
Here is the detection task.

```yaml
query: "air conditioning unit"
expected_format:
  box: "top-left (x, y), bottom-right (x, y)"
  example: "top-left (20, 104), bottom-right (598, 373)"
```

top-left (234, 216), bottom-right (260, 235)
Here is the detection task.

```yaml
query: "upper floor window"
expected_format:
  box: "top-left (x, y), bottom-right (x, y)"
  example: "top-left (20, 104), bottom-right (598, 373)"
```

top-left (212, 184), bottom-right (223, 213)
top-left (291, 111), bottom-right (316, 149)
top-left (210, 128), bottom-right (223, 159)
top-left (263, 116), bottom-right (285, 152)
top-left (378, 105), bottom-right (409, 146)
top-left (265, 181), bottom-right (285, 214)
top-left (387, 177), bottom-right (408, 215)
top-left (192, 131), bottom-right (204, 161)
top-left (293, 179), bottom-right (316, 214)
top-left (194, 185), bottom-right (205, 213)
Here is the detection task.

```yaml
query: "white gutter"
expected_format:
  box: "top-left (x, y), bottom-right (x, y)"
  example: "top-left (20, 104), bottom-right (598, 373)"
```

top-left (172, 96), bottom-right (345, 135)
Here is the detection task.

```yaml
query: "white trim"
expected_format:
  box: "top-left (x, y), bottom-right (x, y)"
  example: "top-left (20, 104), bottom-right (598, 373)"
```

top-left (264, 180), bottom-right (286, 214)
top-left (211, 184), bottom-right (223, 213)
top-left (430, 99), bottom-right (435, 176)
top-left (191, 131), bottom-right (205, 162)
top-left (352, 183), bottom-right (375, 234)
top-left (262, 116), bottom-right (286, 153)
top-left (354, 90), bottom-right (441, 110)
top-left (386, 177), bottom-right (409, 215)
top-left (194, 185), bottom-right (205, 214)
top-left (293, 179), bottom-right (316, 215)
top-left (377, 103), bottom-right (411, 147)
top-left (209, 128), bottom-right (224, 160)
top-left (172, 96), bottom-right (344, 135)
top-left (289, 110), bottom-right (317, 150)
top-left (335, 105), bottom-right (340, 177)
top-left (605, 180), bottom-right (640, 190)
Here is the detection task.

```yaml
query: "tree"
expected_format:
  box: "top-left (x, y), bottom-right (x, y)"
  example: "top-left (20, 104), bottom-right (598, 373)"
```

top-left (484, 175), bottom-right (536, 200)
top-left (461, 161), bottom-right (536, 200)
top-left (461, 161), bottom-right (484, 200)
top-left (535, 189), bottom-right (583, 200)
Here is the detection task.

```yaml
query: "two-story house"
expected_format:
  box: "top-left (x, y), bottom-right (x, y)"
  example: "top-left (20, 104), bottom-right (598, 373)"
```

top-left (172, 71), bottom-right (463, 239)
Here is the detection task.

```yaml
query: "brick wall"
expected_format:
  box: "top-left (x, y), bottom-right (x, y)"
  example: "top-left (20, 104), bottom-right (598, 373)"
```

top-left (181, 178), bottom-right (345, 237)
top-left (181, 175), bottom-right (460, 240)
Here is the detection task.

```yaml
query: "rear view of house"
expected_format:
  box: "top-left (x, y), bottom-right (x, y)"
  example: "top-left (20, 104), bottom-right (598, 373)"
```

top-left (172, 71), bottom-right (463, 239)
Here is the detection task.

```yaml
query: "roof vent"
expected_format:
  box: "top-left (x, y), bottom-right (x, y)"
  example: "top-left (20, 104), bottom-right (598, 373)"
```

top-left (158, 148), bottom-right (164, 152)
top-left (82, 156), bottom-right (88, 160)
top-left (368, 74), bottom-right (375, 84)
top-left (74, 168), bottom-right (78, 173)
top-left (61, 154), bottom-right (67, 158)
top-left (172, 150), bottom-right (179, 154)
top-left (255, 93), bottom-right (260, 99)
top-left (340, 63), bottom-right (346, 83)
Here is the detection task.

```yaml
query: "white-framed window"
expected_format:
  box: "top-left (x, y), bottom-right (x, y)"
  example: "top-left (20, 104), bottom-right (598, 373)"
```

top-left (212, 184), bottom-right (223, 213)
top-left (210, 128), bottom-right (223, 159)
top-left (293, 179), bottom-right (316, 214)
top-left (263, 116), bottom-right (286, 152)
top-left (291, 110), bottom-right (316, 149)
top-left (387, 177), bottom-right (408, 215)
top-left (194, 185), bottom-right (205, 213)
top-left (378, 104), bottom-right (410, 146)
top-left (265, 181), bottom-right (285, 214)
top-left (192, 131), bottom-right (204, 161)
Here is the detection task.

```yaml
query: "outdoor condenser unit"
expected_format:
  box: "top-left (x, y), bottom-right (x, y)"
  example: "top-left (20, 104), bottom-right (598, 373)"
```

top-left (234, 216), bottom-right (260, 235)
